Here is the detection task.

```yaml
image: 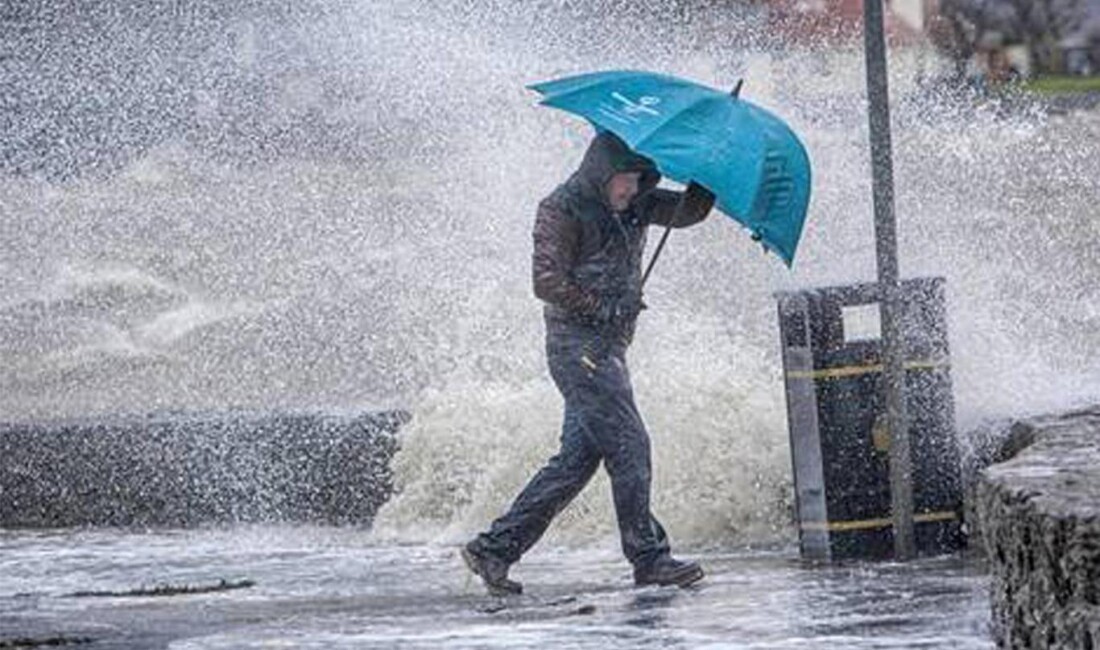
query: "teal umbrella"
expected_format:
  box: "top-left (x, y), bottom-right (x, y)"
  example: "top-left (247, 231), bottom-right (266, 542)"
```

top-left (529, 70), bottom-right (811, 267)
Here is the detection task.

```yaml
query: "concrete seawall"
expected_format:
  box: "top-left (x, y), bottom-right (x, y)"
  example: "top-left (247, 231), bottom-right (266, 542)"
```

top-left (971, 406), bottom-right (1100, 649)
top-left (0, 410), bottom-right (408, 528)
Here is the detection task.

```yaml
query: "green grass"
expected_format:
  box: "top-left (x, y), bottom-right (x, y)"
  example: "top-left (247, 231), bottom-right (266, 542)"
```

top-left (1022, 75), bottom-right (1100, 95)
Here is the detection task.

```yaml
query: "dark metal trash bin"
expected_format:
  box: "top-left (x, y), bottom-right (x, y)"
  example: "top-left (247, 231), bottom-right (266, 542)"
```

top-left (777, 277), bottom-right (963, 561)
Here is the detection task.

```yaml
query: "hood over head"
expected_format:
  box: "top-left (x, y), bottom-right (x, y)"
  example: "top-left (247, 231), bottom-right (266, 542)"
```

top-left (574, 131), bottom-right (661, 208)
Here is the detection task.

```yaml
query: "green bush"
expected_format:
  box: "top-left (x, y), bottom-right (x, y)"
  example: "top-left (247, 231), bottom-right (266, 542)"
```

top-left (1022, 76), bottom-right (1100, 95)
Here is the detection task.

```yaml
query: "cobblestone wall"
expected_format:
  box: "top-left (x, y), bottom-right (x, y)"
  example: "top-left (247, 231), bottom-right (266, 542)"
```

top-left (0, 410), bottom-right (407, 528)
top-left (972, 407), bottom-right (1100, 649)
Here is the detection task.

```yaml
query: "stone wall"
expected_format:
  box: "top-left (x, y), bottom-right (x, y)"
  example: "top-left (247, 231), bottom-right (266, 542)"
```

top-left (971, 407), bottom-right (1100, 649)
top-left (0, 410), bottom-right (408, 528)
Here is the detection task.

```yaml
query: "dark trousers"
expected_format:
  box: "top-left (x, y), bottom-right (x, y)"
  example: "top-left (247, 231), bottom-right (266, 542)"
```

top-left (473, 326), bottom-right (670, 567)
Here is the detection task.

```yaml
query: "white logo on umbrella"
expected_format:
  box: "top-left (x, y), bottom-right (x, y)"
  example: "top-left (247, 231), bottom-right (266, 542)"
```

top-left (598, 92), bottom-right (662, 125)
top-left (611, 92), bottom-right (661, 116)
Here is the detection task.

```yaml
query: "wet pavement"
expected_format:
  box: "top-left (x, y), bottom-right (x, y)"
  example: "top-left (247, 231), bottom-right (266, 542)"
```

top-left (0, 526), bottom-right (993, 649)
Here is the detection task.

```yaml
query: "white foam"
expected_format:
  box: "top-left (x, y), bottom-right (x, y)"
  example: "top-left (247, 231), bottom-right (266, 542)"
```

top-left (3, 0), bottom-right (1098, 545)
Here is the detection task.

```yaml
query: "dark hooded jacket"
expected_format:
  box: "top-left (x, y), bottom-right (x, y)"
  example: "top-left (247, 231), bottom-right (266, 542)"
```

top-left (532, 132), bottom-right (714, 344)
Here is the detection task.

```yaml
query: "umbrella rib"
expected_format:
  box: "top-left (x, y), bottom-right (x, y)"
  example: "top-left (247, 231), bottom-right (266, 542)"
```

top-left (530, 77), bottom-right (617, 99)
top-left (528, 70), bottom-right (656, 98)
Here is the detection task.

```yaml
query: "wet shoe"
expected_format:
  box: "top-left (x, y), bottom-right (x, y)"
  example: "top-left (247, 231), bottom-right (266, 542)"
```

top-left (460, 542), bottom-right (522, 596)
top-left (633, 555), bottom-right (704, 588)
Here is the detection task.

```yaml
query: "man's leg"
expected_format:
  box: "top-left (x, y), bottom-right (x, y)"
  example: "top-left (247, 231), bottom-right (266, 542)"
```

top-left (463, 335), bottom-right (603, 595)
top-left (570, 352), bottom-right (670, 566)
top-left (470, 403), bottom-right (601, 565)
top-left (572, 350), bottom-right (702, 586)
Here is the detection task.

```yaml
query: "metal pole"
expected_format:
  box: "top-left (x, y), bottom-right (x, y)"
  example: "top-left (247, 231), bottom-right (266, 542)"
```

top-left (862, 0), bottom-right (915, 560)
top-left (641, 225), bottom-right (674, 288)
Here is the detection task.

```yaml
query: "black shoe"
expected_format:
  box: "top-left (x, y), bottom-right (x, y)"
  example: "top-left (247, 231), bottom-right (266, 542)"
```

top-left (634, 555), bottom-right (704, 588)
top-left (461, 542), bottom-right (522, 596)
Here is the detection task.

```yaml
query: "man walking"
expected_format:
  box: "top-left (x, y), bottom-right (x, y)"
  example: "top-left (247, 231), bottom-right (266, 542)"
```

top-left (463, 131), bottom-right (715, 595)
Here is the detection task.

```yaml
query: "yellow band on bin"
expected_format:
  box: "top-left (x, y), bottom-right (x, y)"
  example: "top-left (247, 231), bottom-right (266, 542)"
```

top-left (800, 510), bottom-right (958, 533)
top-left (787, 360), bottom-right (949, 381)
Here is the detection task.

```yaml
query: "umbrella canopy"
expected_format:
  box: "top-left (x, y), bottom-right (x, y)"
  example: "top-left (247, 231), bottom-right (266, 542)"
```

top-left (529, 70), bottom-right (811, 266)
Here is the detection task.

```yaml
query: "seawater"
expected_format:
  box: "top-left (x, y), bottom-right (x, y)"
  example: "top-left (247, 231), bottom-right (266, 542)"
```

top-left (1, 1), bottom-right (1098, 554)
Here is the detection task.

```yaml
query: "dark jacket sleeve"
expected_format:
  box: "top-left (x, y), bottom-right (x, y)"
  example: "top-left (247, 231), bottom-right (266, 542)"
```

top-left (532, 200), bottom-right (601, 316)
top-left (637, 181), bottom-right (716, 228)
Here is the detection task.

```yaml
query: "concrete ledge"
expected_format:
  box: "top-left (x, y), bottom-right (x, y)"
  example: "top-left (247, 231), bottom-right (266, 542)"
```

top-left (0, 410), bottom-right (408, 528)
top-left (973, 406), bottom-right (1100, 649)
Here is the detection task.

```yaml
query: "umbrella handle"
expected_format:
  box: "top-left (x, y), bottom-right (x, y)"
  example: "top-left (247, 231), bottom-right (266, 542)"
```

top-left (641, 224), bottom-right (674, 289)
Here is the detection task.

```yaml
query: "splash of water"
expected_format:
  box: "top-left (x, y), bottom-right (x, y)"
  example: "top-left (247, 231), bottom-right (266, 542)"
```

top-left (3, 1), bottom-right (1098, 547)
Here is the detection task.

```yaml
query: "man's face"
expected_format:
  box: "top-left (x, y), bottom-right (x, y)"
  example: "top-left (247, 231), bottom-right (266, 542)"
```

top-left (605, 172), bottom-right (642, 212)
